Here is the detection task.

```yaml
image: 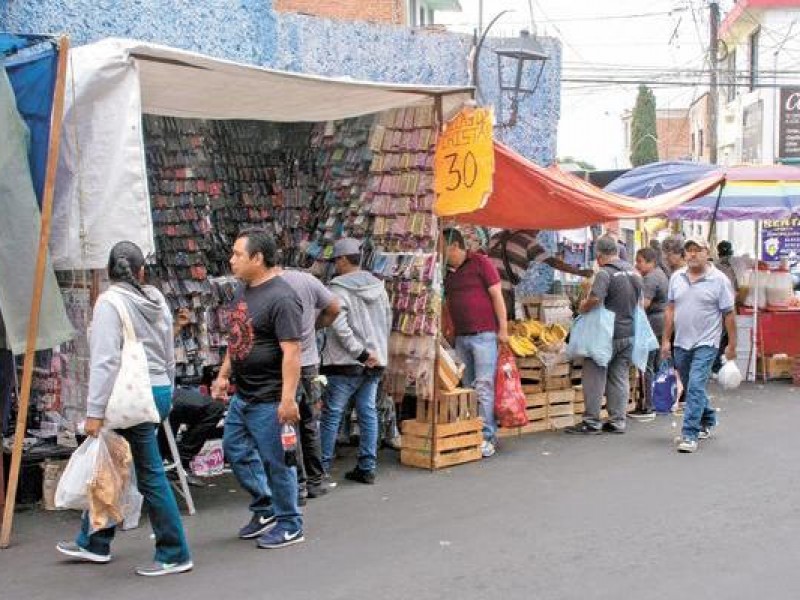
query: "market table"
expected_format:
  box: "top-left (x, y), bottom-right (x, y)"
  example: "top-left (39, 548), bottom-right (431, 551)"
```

top-left (739, 307), bottom-right (800, 357)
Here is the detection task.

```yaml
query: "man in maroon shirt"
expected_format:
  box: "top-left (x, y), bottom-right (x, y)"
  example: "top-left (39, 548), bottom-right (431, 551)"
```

top-left (443, 228), bottom-right (509, 457)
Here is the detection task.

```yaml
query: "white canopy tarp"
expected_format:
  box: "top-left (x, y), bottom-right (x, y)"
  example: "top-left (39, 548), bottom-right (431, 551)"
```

top-left (51, 38), bottom-right (472, 269)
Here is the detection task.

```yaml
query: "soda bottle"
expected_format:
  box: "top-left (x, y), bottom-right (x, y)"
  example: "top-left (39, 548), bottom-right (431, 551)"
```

top-left (281, 423), bottom-right (297, 467)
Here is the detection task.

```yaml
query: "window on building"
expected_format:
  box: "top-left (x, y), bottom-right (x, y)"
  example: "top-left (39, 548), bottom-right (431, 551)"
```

top-left (698, 129), bottom-right (704, 158)
top-left (726, 49), bottom-right (737, 103)
top-left (749, 27), bottom-right (760, 91)
top-left (692, 131), bottom-right (696, 157)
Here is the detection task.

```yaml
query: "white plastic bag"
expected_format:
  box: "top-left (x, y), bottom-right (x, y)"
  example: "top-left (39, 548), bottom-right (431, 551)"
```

top-left (121, 467), bottom-right (143, 530)
top-left (567, 307), bottom-right (615, 367)
top-left (55, 436), bottom-right (101, 511)
top-left (718, 359), bottom-right (742, 390)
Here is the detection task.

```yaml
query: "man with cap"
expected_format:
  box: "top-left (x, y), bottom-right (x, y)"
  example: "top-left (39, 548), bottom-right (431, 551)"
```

top-left (319, 238), bottom-right (392, 484)
top-left (662, 237), bottom-right (736, 454)
top-left (565, 235), bottom-right (642, 435)
top-left (486, 229), bottom-right (592, 318)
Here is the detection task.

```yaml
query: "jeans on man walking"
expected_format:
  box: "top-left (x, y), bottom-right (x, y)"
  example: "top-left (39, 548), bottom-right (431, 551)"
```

top-left (223, 396), bottom-right (302, 532)
top-left (582, 337), bottom-right (633, 429)
top-left (320, 372), bottom-right (381, 473)
top-left (76, 386), bottom-right (191, 564)
top-left (455, 332), bottom-right (498, 441)
top-left (673, 345), bottom-right (718, 441)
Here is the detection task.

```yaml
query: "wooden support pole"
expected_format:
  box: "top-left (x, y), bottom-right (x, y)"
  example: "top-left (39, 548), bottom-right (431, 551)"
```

top-left (1, 35), bottom-right (71, 548)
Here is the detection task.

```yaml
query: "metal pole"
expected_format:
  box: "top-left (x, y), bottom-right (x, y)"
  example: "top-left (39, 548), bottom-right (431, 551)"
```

top-left (1, 35), bottom-right (71, 548)
top-left (709, 2), bottom-right (720, 164)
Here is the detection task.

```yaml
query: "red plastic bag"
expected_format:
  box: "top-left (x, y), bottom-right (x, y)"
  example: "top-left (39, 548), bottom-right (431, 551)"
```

top-left (494, 347), bottom-right (528, 428)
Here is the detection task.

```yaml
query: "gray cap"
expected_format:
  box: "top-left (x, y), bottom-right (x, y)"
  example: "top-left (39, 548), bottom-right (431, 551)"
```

top-left (332, 237), bottom-right (362, 259)
top-left (594, 235), bottom-right (619, 257)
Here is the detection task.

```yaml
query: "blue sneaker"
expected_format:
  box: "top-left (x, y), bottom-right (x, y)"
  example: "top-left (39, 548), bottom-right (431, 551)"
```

top-left (238, 512), bottom-right (276, 539)
top-left (256, 526), bottom-right (305, 549)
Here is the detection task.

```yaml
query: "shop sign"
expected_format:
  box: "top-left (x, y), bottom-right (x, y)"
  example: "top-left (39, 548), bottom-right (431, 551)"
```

top-left (761, 217), bottom-right (800, 262)
top-left (778, 87), bottom-right (800, 161)
top-left (433, 106), bottom-right (494, 216)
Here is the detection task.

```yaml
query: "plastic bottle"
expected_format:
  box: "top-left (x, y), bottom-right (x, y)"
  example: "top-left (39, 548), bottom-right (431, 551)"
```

top-left (281, 423), bottom-right (297, 467)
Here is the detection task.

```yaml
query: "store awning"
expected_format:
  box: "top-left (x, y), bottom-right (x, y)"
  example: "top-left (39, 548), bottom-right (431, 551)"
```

top-left (51, 38), bottom-right (473, 270)
top-left (446, 142), bottom-right (725, 230)
top-left (104, 38), bottom-right (472, 122)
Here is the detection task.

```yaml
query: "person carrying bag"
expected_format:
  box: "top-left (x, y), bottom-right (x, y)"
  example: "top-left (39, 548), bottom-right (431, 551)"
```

top-left (56, 241), bottom-right (193, 577)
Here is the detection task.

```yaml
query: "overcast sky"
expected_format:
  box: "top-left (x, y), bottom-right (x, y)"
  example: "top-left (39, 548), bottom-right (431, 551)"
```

top-left (437, 0), bottom-right (736, 169)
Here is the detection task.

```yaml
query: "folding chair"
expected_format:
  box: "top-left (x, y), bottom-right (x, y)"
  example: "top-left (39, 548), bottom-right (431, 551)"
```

top-left (161, 418), bottom-right (196, 516)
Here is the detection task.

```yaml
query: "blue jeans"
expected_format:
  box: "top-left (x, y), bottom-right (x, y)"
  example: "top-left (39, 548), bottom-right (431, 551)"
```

top-left (223, 396), bottom-right (302, 532)
top-left (455, 332), bottom-right (498, 441)
top-left (320, 373), bottom-right (380, 473)
top-left (76, 386), bottom-right (191, 564)
top-left (674, 346), bottom-right (718, 441)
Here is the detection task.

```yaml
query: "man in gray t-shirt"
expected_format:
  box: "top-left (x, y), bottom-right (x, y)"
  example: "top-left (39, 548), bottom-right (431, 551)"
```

top-left (566, 236), bottom-right (642, 435)
top-left (633, 247), bottom-right (669, 418)
top-left (279, 268), bottom-right (340, 496)
top-left (662, 237), bottom-right (736, 454)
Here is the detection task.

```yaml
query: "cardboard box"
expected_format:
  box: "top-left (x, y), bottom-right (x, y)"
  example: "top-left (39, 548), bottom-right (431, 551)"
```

top-left (758, 355), bottom-right (793, 380)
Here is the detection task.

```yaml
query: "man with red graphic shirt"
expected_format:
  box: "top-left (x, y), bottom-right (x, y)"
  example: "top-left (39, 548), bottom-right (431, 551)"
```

top-left (212, 228), bottom-right (305, 550)
top-left (443, 228), bottom-right (508, 458)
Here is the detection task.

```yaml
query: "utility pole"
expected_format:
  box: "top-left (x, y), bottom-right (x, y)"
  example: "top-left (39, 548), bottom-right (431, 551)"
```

top-left (708, 1), bottom-right (720, 164)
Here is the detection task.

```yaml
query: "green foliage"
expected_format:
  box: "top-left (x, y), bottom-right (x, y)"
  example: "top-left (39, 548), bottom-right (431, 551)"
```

top-left (630, 85), bottom-right (658, 167)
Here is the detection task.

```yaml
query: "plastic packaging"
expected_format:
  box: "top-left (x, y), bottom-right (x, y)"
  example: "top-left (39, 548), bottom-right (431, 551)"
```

top-left (651, 360), bottom-right (678, 413)
top-left (743, 266), bottom-right (768, 308)
top-left (632, 306), bottom-right (659, 371)
top-left (567, 307), bottom-right (615, 367)
top-left (493, 347), bottom-right (529, 428)
top-left (766, 267), bottom-right (793, 307)
top-left (718, 358), bottom-right (743, 390)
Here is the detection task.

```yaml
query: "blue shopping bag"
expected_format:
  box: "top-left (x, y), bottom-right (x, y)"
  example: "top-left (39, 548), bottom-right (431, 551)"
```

top-left (632, 306), bottom-right (659, 371)
top-left (567, 307), bottom-right (615, 367)
top-left (652, 360), bottom-right (678, 414)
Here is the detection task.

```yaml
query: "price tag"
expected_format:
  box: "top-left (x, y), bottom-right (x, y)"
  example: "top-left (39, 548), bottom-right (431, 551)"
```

top-left (434, 106), bottom-right (494, 216)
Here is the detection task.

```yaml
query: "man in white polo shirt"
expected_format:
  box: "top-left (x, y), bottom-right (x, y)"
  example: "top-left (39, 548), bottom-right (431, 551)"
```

top-left (661, 237), bottom-right (736, 454)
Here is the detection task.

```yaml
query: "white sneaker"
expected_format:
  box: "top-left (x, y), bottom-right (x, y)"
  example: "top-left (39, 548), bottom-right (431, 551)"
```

top-left (676, 437), bottom-right (698, 453)
top-left (481, 440), bottom-right (496, 458)
top-left (56, 541), bottom-right (111, 564)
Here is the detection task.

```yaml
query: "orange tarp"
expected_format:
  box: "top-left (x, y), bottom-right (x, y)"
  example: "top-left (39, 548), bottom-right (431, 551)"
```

top-left (442, 142), bottom-right (725, 229)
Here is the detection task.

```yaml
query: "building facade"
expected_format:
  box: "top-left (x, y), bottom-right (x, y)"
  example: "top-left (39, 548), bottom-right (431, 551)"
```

top-left (717, 0), bottom-right (800, 165)
top-left (621, 108), bottom-right (692, 165)
top-left (0, 0), bottom-right (558, 164)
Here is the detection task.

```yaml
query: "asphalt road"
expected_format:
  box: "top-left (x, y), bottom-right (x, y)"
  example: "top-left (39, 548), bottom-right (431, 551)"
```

top-left (3, 381), bottom-right (800, 600)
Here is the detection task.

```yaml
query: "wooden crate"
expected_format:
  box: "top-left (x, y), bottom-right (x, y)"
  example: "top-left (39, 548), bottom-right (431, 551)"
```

top-left (546, 362), bottom-right (571, 377)
top-left (545, 375), bottom-right (571, 390)
top-left (758, 355), bottom-right (793, 380)
top-left (416, 388), bottom-right (477, 424)
top-left (570, 362), bottom-right (583, 385)
top-left (549, 415), bottom-right (577, 430)
top-left (400, 419), bottom-right (483, 469)
top-left (497, 392), bottom-right (548, 438)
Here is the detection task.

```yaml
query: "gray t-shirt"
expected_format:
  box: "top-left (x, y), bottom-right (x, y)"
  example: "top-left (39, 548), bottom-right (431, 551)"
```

top-left (668, 265), bottom-right (735, 350)
top-left (642, 267), bottom-right (669, 338)
top-left (590, 259), bottom-right (642, 339)
top-left (280, 269), bottom-right (335, 367)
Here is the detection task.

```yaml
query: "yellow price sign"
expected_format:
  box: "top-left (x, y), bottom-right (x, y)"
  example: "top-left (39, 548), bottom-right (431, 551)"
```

top-left (433, 106), bottom-right (495, 216)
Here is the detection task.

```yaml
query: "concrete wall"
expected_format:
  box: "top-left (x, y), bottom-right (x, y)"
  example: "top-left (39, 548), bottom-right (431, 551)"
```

top-left (0, 0), bottom-right (560, 163)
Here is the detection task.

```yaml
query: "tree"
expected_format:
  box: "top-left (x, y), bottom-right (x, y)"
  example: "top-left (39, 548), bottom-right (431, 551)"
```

top-left (629, 85), bottom-right (659, 167)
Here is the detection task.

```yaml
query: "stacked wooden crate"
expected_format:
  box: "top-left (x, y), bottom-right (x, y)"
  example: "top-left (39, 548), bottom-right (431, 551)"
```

top-left (401, 387), bottom-right (483, 470)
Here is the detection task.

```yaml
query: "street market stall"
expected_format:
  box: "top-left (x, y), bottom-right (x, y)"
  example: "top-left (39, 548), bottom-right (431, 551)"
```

top-left (606, 161), bottom-right (800, 381)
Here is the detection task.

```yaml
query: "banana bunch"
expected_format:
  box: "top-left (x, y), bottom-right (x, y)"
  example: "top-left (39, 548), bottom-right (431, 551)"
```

top-left (539, 323), bottom-right (568, 346)
top-left (509, 334), bottom-right (538, 357)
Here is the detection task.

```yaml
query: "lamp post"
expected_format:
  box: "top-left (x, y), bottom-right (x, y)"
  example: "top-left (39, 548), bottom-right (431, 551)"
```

top-left (471, 12), bottom-right (549, 128)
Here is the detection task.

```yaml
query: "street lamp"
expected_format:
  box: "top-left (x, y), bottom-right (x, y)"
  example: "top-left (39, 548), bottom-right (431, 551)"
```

top-left (470, 12), bottom-right (549, 128)
top-left (494, 36), bottom-right (549, 128)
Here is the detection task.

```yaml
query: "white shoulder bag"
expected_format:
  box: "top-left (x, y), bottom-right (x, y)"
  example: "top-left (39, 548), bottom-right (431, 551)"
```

top-left (101, 292), bottom-right (160, 429)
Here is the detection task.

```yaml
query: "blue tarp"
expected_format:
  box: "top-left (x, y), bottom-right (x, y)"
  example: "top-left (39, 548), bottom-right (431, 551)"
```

top-left (1, 33), bottom-right (57, 207)
top-left (604, 161), bottom-right (718, 199)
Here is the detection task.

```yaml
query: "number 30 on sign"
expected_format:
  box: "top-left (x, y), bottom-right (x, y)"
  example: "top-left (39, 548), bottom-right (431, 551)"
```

top-left (433, 106), bottom-right (495, 216)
